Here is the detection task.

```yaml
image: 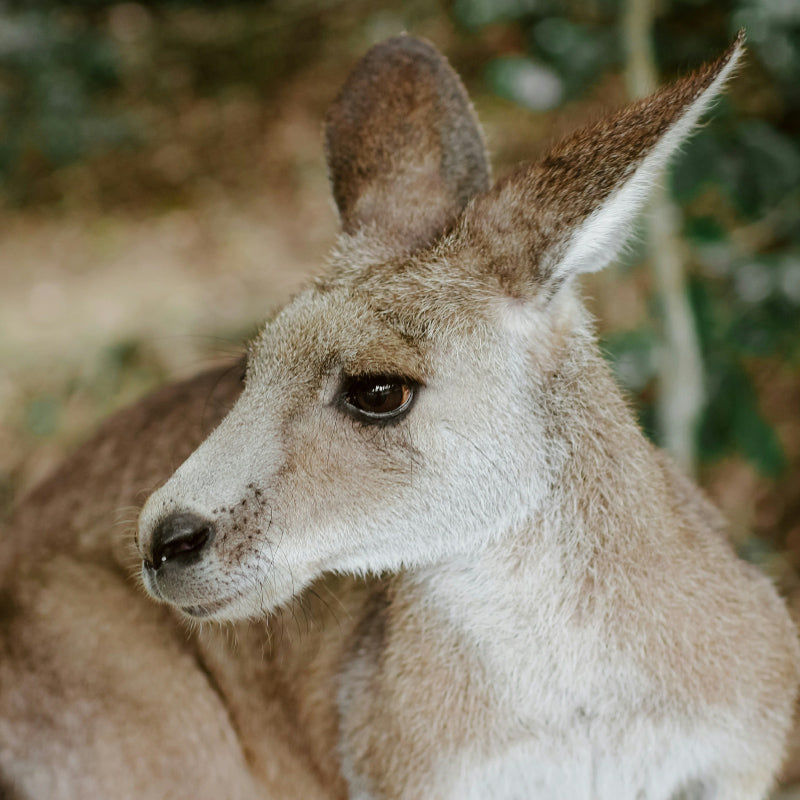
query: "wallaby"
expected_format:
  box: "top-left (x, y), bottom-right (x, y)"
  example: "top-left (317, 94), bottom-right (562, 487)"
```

top-left (1, 33), bottom-right (798, 800)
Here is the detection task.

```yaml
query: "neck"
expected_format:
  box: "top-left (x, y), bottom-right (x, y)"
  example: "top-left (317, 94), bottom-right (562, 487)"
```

top-left (399, 333), bottom-right (684, 684)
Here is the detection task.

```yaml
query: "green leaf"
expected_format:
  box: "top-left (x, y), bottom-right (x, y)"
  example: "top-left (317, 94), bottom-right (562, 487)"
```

top-left (684, 216), bottom-right (727, 245)
top-left (731, 386), bottom-right (786, 477)
top-left (734, 121), bottom-right (800, 217)
top-left (532, 17), bottom-right (619, 94)
top-left (699, 360), bottom-right (785, 476)
top-left (670, 128), bottom-right (726, 204)
top-left (453, 0), bottom-right (547, 29)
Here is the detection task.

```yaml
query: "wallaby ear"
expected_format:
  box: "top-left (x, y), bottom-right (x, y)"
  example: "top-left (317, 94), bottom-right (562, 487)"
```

top-left (325, 35), bottom-right (490, 252)
top-left (457, 32), bottom-right (745, 297)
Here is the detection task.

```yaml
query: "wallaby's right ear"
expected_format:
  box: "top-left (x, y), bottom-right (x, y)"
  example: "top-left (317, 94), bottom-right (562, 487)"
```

top-left (325, 35), bottom-right (490, 253)
top-left (456, 33), bottom-right (745, 299)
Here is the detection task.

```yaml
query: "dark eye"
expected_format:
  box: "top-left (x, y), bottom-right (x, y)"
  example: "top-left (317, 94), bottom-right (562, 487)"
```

top-left (341, 375), bottom-right (415, 422)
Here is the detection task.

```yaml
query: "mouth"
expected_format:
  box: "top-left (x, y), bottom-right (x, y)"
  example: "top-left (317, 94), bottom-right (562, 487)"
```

top-left (179, 596), bottom-right (236, 619)
top-left (141, 559), bottom-right (238, 619)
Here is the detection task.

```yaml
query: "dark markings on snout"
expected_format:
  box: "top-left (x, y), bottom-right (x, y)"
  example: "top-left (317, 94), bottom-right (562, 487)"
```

top-left (147, 512), bottom-right (214, 570)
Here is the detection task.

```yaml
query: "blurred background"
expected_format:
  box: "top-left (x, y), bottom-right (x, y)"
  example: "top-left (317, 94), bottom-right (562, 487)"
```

top-left (1, 0), bottom-right (799, 732)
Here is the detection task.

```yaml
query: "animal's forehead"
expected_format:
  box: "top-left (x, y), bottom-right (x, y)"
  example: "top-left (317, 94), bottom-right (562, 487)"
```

top-left (249, 286), bottom-right (428, 382)
top-left (322, 233), bottom-right (501, 334)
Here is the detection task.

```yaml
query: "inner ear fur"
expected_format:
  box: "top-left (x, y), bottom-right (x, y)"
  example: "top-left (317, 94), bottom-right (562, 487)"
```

top-left (325, 35), bottom-right (490, 253)
top-left (454, 32), bottom-right (745, 298)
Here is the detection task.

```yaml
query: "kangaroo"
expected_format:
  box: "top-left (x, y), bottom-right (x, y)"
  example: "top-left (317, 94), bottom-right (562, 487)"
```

top-left (1, 33), bottom-right (798, 800)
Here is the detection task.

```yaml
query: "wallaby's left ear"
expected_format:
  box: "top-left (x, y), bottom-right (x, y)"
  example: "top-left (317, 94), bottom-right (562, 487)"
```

top-left (455, 32), bottom-right (745, 297)
top-left (325, 35), bottom-right (490, 254)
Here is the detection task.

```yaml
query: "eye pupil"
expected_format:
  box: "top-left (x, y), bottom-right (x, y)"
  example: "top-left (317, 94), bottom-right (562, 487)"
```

top-left (343, 376), bottom-right (414, 421)
top-left (359, 383), bottom-right (402, 413)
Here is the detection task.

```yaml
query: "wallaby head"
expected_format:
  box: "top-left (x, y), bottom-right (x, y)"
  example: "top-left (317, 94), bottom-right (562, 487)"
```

top-left (137, 34), bottom-right (745, 622)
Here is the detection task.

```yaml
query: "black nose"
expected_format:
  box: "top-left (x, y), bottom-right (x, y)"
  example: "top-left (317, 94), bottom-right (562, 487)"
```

top-left (148, 512), bottom-right (214, 570)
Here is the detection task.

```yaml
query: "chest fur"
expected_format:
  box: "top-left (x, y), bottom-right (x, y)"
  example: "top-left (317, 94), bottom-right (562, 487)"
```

top-left (336, 564), bottom-right (751, 800)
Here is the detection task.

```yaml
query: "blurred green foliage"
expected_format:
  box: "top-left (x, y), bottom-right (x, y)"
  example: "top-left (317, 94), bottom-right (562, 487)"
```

top-left (455, 0), bottom-right (800, 478)
top-left (0, 7), bottom-right (130, 202)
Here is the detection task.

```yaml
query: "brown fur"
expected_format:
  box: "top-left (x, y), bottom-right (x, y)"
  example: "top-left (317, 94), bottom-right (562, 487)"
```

top-left (325, 36), bottom-right (489, 251)
top-left (2, 32), bottom-right (798, 799)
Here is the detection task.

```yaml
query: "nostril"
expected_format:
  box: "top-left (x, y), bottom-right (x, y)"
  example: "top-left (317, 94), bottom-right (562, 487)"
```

top-left (150, 512), bottom-right (214, 569)
top-left (159, 525), bottom-right (210, 563)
